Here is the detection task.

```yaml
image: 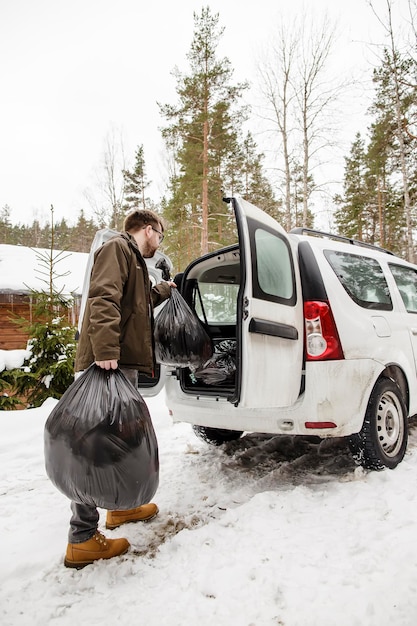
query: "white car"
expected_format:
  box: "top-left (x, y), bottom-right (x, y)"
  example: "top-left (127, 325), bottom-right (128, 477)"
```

top-left (82, 200), bottom-right (417, 471)
top-left (152, 196), bottom-right (417, 471)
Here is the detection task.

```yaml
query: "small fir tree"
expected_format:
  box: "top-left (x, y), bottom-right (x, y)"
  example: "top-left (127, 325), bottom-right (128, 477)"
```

top-left (0, 375), bottom-right (21, 410)
top-left (5, 206), bottom-right (77, 407)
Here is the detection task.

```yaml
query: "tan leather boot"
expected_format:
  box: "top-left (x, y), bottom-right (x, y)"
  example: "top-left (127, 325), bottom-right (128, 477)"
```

top-left (106, 503), bottom-right (159, 529)
top-left (64, 531), bottom-right (130, 568)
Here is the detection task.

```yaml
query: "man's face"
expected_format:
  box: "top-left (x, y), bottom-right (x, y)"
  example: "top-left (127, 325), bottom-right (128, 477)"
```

top-left (141, 224), bottom-right (163, 258)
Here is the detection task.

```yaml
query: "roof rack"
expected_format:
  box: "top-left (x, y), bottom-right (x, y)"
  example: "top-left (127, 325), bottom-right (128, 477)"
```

top-left (289, 227), bottom-right (396, 256)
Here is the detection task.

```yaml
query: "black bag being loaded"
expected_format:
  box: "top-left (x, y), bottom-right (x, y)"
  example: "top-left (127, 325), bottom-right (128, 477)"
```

top-left (154, 288), bottom-right (213, 367)
top-left (44, 365), bottom-right (159, 510)
top-left (192, 339), bottom-right (237, 384)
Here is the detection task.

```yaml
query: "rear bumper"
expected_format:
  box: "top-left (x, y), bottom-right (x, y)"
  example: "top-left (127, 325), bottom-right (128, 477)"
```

top-left (165, 359), bottom-right (384, 437)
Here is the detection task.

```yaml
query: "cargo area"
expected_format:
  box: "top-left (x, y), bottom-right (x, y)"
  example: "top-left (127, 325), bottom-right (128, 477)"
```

top-left (178, 245), bottom-right (241, 398)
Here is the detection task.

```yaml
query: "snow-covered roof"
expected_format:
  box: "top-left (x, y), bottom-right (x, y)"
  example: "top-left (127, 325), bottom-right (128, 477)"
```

top-left (0, 244), bottom-right (88, 296)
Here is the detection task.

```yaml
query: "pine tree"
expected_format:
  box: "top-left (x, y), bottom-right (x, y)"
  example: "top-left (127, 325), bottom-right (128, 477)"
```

top-left (70, 210), bottom-right (97, 252)
top-left (366, 118), bottom-right (406, 254)
top-left (371, 45), bottom-right (417, 260)
top-left (0, 205), bottom-right (12, 244)
top-left (123, 145), bottom-right (153, 213)
top-left (159, 7), bottom-right (249, 268)
top-left (223, 132), bottom-right (282, 222)
top-left (54, 218), bottom-right (71, 251)
top-left (335, 133), bottom-right (370, 240)
top-left (334, 128), bottom-right (407, 255)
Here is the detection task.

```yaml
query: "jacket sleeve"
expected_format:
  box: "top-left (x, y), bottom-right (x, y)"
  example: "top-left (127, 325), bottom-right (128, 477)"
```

top-left (151, 281), bottom-right (172, 308)
top-left (87, 239), bottom-right (130, 362)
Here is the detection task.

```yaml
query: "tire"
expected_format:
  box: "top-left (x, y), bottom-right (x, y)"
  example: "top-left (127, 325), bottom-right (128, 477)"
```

top-left (349, 378), bottom-right (408, 470)
top-left (192, 425), bottom-right (243, 446)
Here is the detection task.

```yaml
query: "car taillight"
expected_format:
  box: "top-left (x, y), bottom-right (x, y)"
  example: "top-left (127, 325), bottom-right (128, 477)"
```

top-left (304, 300), bottom-right (344, 361)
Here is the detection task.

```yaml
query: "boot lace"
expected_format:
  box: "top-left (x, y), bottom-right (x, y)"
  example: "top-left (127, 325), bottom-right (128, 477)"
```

top-left (94, 531), bottom-right (108, 546)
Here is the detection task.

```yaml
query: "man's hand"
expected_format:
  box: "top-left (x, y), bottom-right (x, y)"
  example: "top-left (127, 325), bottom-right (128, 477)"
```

top-left (95, 360), bottom-right (118, 370)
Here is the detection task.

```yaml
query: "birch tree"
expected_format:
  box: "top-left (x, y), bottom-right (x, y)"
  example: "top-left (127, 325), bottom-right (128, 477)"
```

top-left (257, 21), bottom-right (298, 230)
top-left (295, 13), bottom-right (338, 227)
top-left (84, 126), bottom-right (127, 230)
top-left (257, 11), bottom-right (341, 229)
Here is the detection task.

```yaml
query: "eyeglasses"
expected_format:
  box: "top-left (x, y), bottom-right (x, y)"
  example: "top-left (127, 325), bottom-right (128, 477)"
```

top-left (151, 226), bottom-right (164, 243)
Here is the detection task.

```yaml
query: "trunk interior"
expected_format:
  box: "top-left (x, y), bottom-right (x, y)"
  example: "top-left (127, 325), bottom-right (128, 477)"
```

top-left (178, 245), bottom-right (241, 398)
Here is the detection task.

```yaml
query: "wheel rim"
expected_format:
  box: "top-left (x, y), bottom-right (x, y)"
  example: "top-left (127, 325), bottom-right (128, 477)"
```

top-left (376, 391), bottom-right (405, 458)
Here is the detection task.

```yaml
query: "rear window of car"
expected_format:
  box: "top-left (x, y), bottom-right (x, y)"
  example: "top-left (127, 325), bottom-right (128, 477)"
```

top-left (389, 263), bottom-right (417, 313)
top-left (324, 250), bottom-right (393, 310)
top-left (247, 223), bottom-right (296, 305)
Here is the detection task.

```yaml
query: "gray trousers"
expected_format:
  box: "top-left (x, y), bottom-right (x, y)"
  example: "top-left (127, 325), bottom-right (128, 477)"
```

top-left (68, 367), bottom-right (138, 543)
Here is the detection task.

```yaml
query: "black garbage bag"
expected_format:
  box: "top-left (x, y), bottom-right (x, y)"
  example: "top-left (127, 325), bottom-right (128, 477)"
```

top-left (193, 339), bottom-right (237, 384)
top-left (44, 365), bottom-right (159, 510)
top-left (154, 288), bottom-right (213, 367)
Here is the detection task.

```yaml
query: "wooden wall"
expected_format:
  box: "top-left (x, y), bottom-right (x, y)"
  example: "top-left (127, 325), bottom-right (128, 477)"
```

top-left (0, 293), bottom-right (81, 350)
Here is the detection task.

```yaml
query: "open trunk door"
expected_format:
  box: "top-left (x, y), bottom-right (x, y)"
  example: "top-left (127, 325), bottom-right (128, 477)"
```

top-left (231, 196), bottom-right (304, 408)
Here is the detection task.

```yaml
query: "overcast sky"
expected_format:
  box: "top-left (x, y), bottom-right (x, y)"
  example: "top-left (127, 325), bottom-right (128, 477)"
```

top-left (0, 0), bottom-right (410, 226)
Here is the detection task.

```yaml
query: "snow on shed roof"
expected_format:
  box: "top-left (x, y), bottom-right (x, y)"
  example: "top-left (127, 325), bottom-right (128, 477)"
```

top-left (0, 244), bottom-right (88, 296)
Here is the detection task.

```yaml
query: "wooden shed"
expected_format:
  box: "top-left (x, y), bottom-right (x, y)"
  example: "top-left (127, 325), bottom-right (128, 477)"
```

top-left (0, 245), bottom-right (88, 350)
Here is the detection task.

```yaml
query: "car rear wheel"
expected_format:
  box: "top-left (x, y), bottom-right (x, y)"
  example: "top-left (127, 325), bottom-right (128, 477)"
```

top-left (349, 378), bottom-right (408, 470)
top-left (192, 425), bottom-right (243, 446)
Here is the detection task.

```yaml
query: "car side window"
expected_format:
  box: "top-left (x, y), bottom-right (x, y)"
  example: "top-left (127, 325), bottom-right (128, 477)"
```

top-left (324, 250), bottom-right (393, 310)
top-left (389, 264), bottom-right (417, 313)
top-left (252, 227), bottom-right (295, 304)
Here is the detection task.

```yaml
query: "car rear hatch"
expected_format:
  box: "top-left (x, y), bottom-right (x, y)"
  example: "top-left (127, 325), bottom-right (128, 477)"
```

top-left (176, 196), bottom-right (305, 409)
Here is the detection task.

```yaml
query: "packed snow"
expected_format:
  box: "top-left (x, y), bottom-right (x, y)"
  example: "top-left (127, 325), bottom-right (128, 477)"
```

top-left (0, 244), bottom-right (87, 295)
top-left (0, 348), bottom-right (31, 371)
top-left (2, 383), bottom-right (417, 625)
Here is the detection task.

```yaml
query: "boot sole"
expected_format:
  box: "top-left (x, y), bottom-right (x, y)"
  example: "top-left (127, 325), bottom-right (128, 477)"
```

top-left (64, 545), bottom-right (129, 569)
top-left (105, 510), bottom-right (159, 530)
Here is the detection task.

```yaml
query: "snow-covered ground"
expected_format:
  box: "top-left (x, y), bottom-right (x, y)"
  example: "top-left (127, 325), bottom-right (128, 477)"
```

top-left (2, 391), bottom-right (417, 626)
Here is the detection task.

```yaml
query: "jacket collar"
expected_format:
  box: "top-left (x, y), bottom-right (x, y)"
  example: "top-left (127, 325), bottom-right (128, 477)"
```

top-left (120, 231), bottom-right (147, 267)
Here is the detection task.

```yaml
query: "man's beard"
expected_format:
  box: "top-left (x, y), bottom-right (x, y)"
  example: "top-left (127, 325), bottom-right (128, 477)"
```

top-left (141, 242), bottom-right (157, 258)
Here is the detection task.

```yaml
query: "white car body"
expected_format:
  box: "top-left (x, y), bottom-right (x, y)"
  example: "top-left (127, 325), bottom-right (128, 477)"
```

top-left (81, 201), bottom-right (417, 470)
top-left (153, 196), bottom-right (417, 470)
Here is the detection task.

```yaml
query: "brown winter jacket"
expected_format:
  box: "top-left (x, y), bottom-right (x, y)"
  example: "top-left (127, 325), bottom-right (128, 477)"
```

top-left (75, 232), bottom-right (172, 374)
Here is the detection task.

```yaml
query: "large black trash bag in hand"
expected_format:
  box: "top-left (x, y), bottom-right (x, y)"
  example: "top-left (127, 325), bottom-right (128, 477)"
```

top-left (44, 366), bottom-right (159, 510)
top-left (154, 289), bottom-right (213, 367)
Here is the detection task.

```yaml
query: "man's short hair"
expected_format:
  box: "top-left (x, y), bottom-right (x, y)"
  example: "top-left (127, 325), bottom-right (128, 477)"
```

top-left (123, 209), bottom-right (164, 234)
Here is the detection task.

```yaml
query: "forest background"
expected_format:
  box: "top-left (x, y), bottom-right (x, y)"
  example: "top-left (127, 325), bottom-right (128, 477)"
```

top-left (1, 0), bottom-right (416, 273)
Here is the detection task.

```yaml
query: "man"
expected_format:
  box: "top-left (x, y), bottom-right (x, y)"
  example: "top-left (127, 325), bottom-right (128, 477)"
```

top-left (64, 209), bottom-right (175, 568)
